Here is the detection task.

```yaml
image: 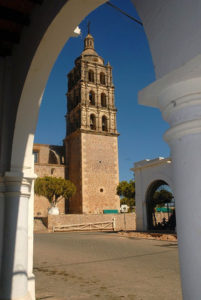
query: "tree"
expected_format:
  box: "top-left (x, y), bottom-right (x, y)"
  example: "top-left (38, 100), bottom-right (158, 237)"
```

top-left (152, 189), bottom-right (173, 207)
top-left (151, 189), bottom-right (174, 228)
top-left (34, 176), bottom-right (76, 207)
top-left (116, 180), bottom-right (135, 208)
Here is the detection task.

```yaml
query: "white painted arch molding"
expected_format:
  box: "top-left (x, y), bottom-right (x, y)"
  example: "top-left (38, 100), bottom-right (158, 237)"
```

top-left (11, 0), bottom-right (106, 176)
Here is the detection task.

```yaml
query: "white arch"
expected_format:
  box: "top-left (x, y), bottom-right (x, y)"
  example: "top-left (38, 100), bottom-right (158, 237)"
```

top-left (133, 157), bottom-right (172, 232)
top-left (145, 176), bottom-right (173, 195)
top-left (11, 0), bottom-right (106, 175)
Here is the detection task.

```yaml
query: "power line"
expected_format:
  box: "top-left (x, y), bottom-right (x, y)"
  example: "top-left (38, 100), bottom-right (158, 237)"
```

top-left (106, 2), bottom-right (143, 26)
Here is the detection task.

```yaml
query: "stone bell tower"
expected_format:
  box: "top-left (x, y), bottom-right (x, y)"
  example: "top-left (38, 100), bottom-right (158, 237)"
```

top-left (64, 30), bottom-right (120, 214)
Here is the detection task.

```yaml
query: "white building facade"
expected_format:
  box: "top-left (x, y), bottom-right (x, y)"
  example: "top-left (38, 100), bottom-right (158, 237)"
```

top-left (132, 157), bottom-right (172, 232)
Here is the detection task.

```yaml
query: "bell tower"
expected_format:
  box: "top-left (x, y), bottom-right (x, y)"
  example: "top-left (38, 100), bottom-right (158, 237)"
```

top-left (64, 30), bottom-right (120, 214)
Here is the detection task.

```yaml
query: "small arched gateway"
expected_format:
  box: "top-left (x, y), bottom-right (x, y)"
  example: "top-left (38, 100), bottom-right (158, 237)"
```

top-left (146, 180), bottom-right (176, 231)
top-left (132, 157), bottom-right (173, 232)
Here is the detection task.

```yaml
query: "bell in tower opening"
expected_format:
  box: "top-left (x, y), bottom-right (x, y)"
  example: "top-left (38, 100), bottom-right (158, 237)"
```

top-left (64, 27), bottom-right (120, 214)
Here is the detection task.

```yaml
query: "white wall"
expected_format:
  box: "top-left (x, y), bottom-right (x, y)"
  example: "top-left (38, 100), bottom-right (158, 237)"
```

top-left (133, 0), bottom-right (201, 79)
top-left (133, 157), bottom-right (172, 231)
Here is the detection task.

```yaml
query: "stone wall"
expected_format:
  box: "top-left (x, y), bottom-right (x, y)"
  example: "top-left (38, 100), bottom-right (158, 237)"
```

top-left (34, 195), bottom-right (65, 217)
top-left (46, 213), bottom-right (136, 231)
top-left (155, 212), bottom-right (171, 223)
top-left (36, 212), bottom-right (171, 231)
top-left (82, 132), bottom-right (120, 214)
top-left (34, 164), bottom-right (65, 178)
top-left (65, 132), bottom-right (82, 213)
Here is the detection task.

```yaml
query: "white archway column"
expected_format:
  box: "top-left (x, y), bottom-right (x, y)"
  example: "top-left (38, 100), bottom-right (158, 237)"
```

top-left (0, 171), bottom-right (35, 300)
top-left (157, 78), bottom-right (201, 300)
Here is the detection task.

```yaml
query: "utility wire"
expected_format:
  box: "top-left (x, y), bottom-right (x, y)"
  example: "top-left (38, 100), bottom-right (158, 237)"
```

top-left (106, 2), bottom-right (143, 26)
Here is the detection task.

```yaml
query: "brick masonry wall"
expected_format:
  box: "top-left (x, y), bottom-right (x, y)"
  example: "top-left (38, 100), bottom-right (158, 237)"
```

top-left (155, 212), bottom-right (172, 223)
top-left (34, 144), bottom-right (50, 164)
top-left (82, 132), bottom-right (120, 214)
top-left (47, 213), bottom-right (136, 231)
top-left (65, 132), bottom-right (82, 213)
top-left (34, 195), bottom-right (65, 217)
top-left (34, 164), bottom-right (65, 178)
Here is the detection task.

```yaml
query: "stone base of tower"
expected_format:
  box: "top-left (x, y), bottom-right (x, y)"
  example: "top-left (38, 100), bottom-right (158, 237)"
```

top-left (81, 131), bottom-right (120, 214)
top-left (65, 130), bottom-right (120, 214)
top-left (65, 131), bottom-right (83, 214)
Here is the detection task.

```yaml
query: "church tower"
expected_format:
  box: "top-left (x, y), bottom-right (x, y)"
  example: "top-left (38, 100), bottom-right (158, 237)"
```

top-left (64, 30), bottom-right (120, 214)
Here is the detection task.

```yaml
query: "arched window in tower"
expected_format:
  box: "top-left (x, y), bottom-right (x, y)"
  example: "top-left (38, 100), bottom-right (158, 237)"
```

top-left (102, 116), bottom-right (108, 131)
top-left (100, 72), bottom-right (106, 85)
top-left (101, 93), bottom-right (107, 107)
top-left (90, 114), bottom-right (96, 130)
top-left (74, 89), bottom-right (80, 106)
top-left (88, 70), bottom-right (94, 82)
top-left (89, 90), bottom-right (95, 105)
top-left (68, 73), bottom-right (73, 90)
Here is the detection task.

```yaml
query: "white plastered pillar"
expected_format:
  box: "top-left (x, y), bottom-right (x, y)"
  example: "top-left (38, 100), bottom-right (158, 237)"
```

top-left (4, 1), bottom-right (106, 298)
top-left (0, 170), bottom-right (36, 300)
top-left (157, 78), bottom-right (201, 300)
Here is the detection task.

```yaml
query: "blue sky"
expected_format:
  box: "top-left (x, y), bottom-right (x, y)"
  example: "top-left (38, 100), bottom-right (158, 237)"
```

top-left (34, 0), bottom-right (170, 181)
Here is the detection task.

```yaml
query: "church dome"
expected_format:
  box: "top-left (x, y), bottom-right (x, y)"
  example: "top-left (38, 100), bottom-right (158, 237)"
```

top-left (81, 32), bottom-right (104, 65)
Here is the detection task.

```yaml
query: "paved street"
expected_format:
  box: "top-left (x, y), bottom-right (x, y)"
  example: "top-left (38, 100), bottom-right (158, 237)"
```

top-left (34, 232), bottom-right (182, 300)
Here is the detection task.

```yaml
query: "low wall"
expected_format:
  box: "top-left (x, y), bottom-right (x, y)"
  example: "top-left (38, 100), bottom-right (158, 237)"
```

top-left (34, 195), bottom-right (65, 217)
top-left (155, 212), bottom-right (171, 223)
top-left (47, 213), bottom-right (136, 231)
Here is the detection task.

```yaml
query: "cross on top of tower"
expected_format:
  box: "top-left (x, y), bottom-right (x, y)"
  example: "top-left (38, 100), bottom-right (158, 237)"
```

top-left (84, 22), bottom-right (95, 50)
top-left (87, 21), bottom-right (91, 34)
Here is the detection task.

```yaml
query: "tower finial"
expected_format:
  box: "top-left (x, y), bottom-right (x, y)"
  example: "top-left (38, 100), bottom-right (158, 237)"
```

top-left (87, 21), bottom-right (91, 34)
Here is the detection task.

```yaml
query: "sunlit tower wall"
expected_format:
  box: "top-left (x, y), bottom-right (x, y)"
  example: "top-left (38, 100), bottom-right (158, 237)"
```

top-left (64, 31), bottom-right (120, 214)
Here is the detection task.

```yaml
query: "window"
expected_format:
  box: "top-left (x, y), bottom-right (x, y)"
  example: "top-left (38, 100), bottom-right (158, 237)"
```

top-left (90, 114), bottom-right (96, 130)
top-left (33, 151), bottom-right (39, 163)
top-left (88, 70), bottom-right (94, 82)
top-left (48, 150), bottom-right (58, 164)
top-left (68, 73), bottom-right (73, 89)
top-left (74, 89), bottom-right (80, 106)
top-left (89, 90), bottom-right (95, 105)
top-left (102, 116), bottom-right (107, 131)
top-left (101, 93), bottom-right (106, 107)
top-left (100, 72), bottom-right (106, 85)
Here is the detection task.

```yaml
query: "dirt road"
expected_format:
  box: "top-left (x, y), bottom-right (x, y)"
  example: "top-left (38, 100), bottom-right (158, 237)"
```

top-left (34, 232), bottom-right (182, 300)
